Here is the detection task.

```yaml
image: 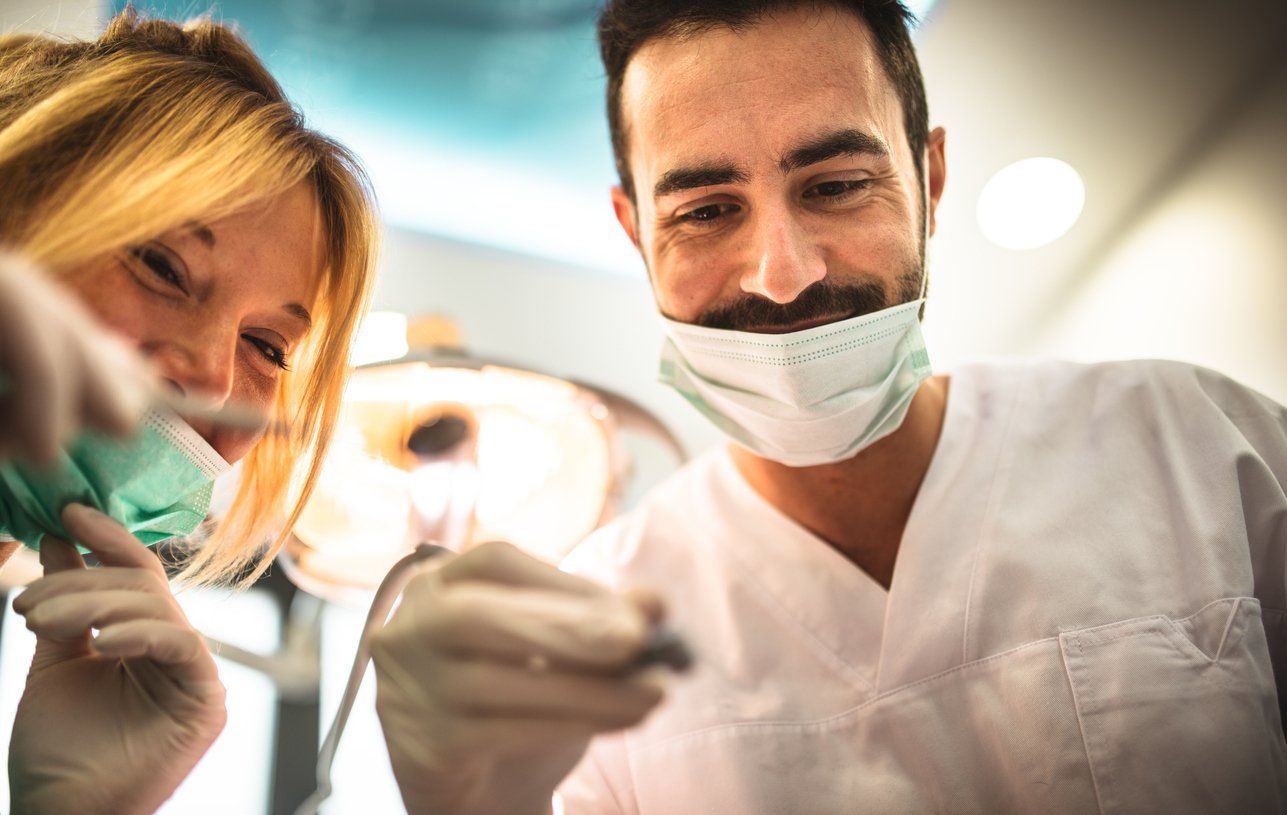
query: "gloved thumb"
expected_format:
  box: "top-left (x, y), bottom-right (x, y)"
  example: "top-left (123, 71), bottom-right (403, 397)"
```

top-left (38, 534), bottom-right (86, 575)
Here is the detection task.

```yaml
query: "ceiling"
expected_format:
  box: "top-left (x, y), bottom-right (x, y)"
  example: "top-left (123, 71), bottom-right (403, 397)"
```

top-left (111, 0), bottom-right (940, 272)
top-left (115, 0), bottom-right (657, 269)
top-left (104, 1), bottom-right (1286, 324)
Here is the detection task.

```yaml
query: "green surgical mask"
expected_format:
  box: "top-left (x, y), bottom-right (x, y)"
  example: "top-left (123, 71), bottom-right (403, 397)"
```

top-left (0, 409), bottom-right (229, 551)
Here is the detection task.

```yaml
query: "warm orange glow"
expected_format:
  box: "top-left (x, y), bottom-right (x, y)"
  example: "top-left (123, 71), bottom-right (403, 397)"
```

top-left (287, 362), bottom-right (617, 597)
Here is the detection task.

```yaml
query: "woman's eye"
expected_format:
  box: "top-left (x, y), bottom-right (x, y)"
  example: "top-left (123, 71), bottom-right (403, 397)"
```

top-left (804, 179), bottom-right (870, 200)
top-left (678, 203), bottom-right (739, 225)
top-left (243, 335), bottom-right (290, 371)
top-left (130, 244), bottom-right (187, 294)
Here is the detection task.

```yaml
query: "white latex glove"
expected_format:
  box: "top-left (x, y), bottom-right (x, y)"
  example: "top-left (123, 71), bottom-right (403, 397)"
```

top-left (371, 542), bottom-right (666, 815)
top-left (8, 503), bottom-right (227, 814)
top-left (0, 253), bottom-right (154, 464)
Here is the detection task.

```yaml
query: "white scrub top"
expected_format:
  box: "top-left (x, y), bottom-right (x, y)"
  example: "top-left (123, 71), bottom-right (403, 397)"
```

top-left (558, 359), bottom-right (1287, 815)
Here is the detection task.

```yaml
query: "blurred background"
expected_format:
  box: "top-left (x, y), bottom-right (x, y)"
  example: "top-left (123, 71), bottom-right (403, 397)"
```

top-left (1, 0), bottom-right (1285, 812)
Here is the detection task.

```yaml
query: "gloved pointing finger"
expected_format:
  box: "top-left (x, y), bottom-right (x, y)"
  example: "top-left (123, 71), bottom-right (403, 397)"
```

top-left (402, 579), bottom-right (653, 671)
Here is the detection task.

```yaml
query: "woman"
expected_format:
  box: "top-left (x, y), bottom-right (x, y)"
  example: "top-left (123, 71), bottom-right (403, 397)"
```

top-left (0, 9), bottom-right (377, 812)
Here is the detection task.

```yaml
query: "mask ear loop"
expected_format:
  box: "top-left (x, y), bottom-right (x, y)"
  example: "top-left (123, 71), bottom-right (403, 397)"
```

top-left (293, 542), bottom-right (449, 815)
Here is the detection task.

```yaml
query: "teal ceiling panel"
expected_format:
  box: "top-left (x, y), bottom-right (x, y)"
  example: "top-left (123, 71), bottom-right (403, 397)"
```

top-left (115, 0), bottom-right (939, 273)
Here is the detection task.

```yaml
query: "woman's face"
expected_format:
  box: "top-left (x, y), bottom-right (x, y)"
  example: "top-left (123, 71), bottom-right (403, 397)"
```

top-left (63, 183), bottom-right (324, 463)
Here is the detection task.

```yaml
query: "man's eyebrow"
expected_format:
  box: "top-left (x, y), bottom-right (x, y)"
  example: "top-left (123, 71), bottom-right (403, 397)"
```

top-left (186, 222), bottom-right (216, 247)
top-left (653, 163), bottom-right (750, 199)
top-left (283, 303), bottom-right (312, 327)
top-left (778, 129), bottom-right (890, 173)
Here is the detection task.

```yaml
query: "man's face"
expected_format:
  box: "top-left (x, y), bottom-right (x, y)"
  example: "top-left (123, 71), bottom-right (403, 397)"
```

top-left (612, 5), bottom-right (946, 332)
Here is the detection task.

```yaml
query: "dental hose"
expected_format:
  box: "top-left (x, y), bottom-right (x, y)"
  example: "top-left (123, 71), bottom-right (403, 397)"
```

top-left (296, 411), bottom-right (477, 813)
top-left (293, 541), bottom-right (450, 815)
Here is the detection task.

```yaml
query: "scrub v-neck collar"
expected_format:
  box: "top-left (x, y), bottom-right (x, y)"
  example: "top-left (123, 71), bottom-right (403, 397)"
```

top-left (709, 366), bottom-right (1005, 695)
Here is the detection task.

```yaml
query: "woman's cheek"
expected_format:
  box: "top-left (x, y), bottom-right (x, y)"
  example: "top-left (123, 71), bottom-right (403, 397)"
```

top-left (209, 360), bottom-right (282, 463)
top-left (206, 427), bottom-right (262, 465)
top-left (61, 257), bottom-right (153, 342)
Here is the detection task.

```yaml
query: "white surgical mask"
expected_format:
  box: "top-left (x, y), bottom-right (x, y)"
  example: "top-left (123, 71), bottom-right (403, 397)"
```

top-left (659, 298), bottom-right (931, 467)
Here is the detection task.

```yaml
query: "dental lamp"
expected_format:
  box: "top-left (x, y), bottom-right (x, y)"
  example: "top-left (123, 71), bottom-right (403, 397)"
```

top-left (278, 319), bottom-right (688, 812)
top-left (280, 318), bottom-right (685, 605)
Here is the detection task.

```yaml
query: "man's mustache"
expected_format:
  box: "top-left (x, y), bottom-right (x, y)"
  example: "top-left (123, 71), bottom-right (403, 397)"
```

top-left (695, 277), bottom-right (918, 332)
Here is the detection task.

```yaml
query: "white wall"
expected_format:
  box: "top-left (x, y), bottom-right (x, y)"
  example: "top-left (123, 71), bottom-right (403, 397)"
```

top-left (1031, 63), bottom-right (1287, 403)
top-left (374, 228), bottom-right (724, 462)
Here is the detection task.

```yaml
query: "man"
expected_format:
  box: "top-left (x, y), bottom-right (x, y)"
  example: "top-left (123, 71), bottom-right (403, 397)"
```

top-left (372, 2), bottom-right (1287, 813)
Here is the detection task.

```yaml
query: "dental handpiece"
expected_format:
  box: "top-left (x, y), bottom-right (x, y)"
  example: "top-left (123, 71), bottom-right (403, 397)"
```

top-left (637, 624), bottom-right (693, 673)
top-left (408, 410), bottom-right (693, 674)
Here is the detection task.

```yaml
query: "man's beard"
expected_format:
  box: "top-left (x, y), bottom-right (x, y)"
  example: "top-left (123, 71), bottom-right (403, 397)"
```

top-left (695, 267), bottom-right (924, 332)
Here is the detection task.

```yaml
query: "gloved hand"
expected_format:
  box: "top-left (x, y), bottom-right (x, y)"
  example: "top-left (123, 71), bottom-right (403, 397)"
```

top-left (0, 253), bottom-right (155, 464)
top-left (8, 503), bottom-right (227, 815)
top-left (371, 541), bottom-right (666, 815)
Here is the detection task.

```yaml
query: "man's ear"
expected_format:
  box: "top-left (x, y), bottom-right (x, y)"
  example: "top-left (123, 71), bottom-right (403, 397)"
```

top-left (925, 126), bottom-right (947, 238)
top-left (611, 185), bottom-right (642, 251)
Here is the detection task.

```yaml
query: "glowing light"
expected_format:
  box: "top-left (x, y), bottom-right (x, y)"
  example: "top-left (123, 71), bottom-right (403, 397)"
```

top-left (977, 157), bottom-right (1085, 250)
top-left (290, 363), bottom-right (616, 600)
top-left (349, 311), bottom-right (409, 366)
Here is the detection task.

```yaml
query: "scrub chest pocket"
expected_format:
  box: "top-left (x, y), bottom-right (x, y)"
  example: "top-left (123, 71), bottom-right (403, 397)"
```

top-left (1059, 597), bottom-right (1287, 814)
top-left (612, 600), bottom-right (1287, 815)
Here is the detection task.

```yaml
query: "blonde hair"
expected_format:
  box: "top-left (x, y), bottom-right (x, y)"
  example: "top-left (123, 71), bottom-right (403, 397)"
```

top-left (0, 9), bottom-right (379, 585)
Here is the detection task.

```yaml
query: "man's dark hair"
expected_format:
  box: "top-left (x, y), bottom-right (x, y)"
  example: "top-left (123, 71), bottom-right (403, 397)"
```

top-left (598, 0), bottom-right (929, 202)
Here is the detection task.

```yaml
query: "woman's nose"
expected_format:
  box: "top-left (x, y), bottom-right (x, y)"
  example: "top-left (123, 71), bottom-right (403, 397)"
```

top-left (739, 213), bottom-right (827, 305)
top-left (139, 332), bottom-right (237, 406)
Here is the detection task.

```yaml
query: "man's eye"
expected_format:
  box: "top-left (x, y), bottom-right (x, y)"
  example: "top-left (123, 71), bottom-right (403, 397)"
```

top-left (804, 179), bottom-right (870, 200)
top-left (130, 244), bottom-right (187, 294)
top-left (243, 335), bottom-right (290, 371)
top-left (678, 203), bottom-right (738, 224)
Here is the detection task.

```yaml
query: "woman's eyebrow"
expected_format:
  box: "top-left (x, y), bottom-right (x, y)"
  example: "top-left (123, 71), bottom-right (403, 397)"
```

top-left (185, 221), bottom-right (216, 247)
top-left (283, 302), bottom-right (313, 327)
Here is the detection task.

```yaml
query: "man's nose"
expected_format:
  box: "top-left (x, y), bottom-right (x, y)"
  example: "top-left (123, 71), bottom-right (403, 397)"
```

top-left (140, 330), bottom-right (237, 407)
top-left (739, 212), bottom-right (826, 304)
